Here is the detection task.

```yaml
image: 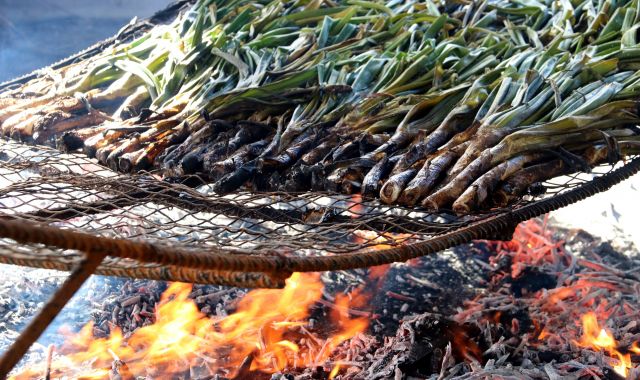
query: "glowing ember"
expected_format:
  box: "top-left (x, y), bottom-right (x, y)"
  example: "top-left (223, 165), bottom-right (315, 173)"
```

top-left (484, 215), bottom-right (564, 279)
top-left (347, 194), bottom-right (365, 219)
top-left (468, 216), bottom-right (640, 377)
top-left (11, 273), bottom-right (369, 379)
top-left (353, 230), bottom-right (413, 250)
top-left (576, 312), bottom-right (632, 378)
top-left (451, 328), bottom-right (481, 362)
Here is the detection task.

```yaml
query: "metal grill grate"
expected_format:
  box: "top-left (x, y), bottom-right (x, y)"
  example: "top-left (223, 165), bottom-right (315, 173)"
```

top-left (0, 139), bottom-right (637, 287)
top-left (2, 1), bottom-right (640, 374)
top-left (0, 0), bottom-right (637, 287)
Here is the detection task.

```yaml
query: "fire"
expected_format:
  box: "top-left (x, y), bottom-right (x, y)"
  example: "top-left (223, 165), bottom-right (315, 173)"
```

top-left (347, 194), bottom-right (365, 218)
top-left (328, 363), bottom-right (341, 379)
top-left (576, 312), bottom-right (632, 378)
top-left (475, 216), bottom-right (639, 377)
top-left (351, 230), bottom-right (414, 285)
top-left (483, 216), bottom-right (565, 279)
top-left (368, 264), bottom-right (390, 281)
top-left (353, 229), bottom-right (413, 250)
top-left (12, 273), bottom-right (369, 379)
top-left (452, 329), bottom-right (482, 362)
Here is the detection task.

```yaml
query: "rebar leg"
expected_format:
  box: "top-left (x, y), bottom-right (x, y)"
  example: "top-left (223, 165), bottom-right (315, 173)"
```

top-left (0, 252), bottom-right (105, 378)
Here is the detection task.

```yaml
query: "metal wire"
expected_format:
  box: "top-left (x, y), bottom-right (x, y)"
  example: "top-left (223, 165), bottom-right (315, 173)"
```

top-left (0, 0), bottom-right (637, 287)
top-left (3, 2), bottom-right (639, 376)
top-left (0, 139), bottom-right (637, 286)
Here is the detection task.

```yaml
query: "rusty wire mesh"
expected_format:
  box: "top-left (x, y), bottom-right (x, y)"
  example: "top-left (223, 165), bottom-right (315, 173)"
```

top-left (0, 0), bottom-right (639, 288)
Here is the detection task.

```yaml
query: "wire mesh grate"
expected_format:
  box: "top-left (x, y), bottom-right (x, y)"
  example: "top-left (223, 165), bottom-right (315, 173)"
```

top-left (0, 0), bottom-right (639, 287)
top-left (0, 137), bottom-right (637, 287)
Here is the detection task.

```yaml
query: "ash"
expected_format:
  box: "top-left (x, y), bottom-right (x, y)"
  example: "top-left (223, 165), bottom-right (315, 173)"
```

top-left (306, 221), bottom-right (640, 380)
top-left (0, 267), bottom-right (63, 363)
top-left (2, 217), bottom-right (639, 379)
top-left (0, 268), bottom-right (127, 370)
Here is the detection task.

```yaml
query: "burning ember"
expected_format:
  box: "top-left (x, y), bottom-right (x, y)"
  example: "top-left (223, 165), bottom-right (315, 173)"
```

top-left (5, 216), bottom-right (640, 379)
top-left (577, 312), bottom-right (632, 377)
top-left (455, 217), bottom-right (640, 379)
top-left (11, 273), bottom-right (368, 379)
top-left (353, 230), bottom-right (414, 250)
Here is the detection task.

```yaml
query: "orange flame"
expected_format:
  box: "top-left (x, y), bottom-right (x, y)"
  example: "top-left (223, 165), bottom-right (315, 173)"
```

top-left (347, 194), bottom-right (365, 219)
top-left (328, 363), bottom-right (341, 379)
top-left (353, 230), bottom-right (413, 250)
top-left (452, 329), bottom-right (482, 362)
top-left (576, 312), bottom-right (631, 378)
top-left (537, 327), bottom-right (549, 340)
top-left (12, 273), bottom-right (369, 379)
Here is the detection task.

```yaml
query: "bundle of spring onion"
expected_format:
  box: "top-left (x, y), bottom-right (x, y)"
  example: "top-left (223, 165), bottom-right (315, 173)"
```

top-left (2, 0), bottom-right (640, 214)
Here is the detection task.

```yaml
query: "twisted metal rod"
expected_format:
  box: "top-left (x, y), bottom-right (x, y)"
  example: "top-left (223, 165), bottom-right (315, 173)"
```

top-left (0, 252), bottom-right (105, 378)
top-left (0, 157), bottom-right (638, 276)
top-left (0, 156), bottom-right (636, 378)
top-left (0, 254), bottom-right (286, 288)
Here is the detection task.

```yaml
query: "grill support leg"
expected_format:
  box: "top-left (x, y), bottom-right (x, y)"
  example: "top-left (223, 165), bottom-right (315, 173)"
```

top-left (0, 252), bottom-right (105, 378)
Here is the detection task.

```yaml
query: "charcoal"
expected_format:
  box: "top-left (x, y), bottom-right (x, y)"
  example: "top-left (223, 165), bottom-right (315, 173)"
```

top-left (5, 218), bottom-right (640, 379)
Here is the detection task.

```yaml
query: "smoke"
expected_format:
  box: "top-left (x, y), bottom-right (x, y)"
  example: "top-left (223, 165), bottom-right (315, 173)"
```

top-left (0, 264), bottom-right (127, 371)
